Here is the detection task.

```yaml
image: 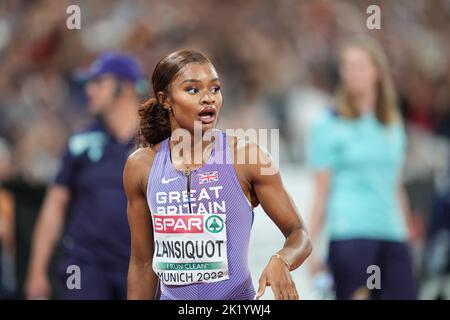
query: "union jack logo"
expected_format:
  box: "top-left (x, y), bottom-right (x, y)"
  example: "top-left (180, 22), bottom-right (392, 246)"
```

top-left (199, 171), bottom-right (219, 184)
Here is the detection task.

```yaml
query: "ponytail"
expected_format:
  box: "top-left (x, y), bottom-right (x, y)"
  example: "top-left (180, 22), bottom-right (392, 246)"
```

top-left (138, 96), bottom-right (171, 147)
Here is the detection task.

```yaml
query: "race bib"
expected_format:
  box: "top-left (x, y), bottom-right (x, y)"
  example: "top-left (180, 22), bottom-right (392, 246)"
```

top-left (152, 213), bottom-right (229, 285)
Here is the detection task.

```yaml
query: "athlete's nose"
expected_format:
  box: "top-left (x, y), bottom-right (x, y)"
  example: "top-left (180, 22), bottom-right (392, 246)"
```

top-left (201, 93), bottom-right (215, 105)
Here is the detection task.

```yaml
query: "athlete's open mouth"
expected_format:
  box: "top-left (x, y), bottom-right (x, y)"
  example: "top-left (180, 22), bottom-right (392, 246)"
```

top-left (197, 107), bottom-right (217, 124)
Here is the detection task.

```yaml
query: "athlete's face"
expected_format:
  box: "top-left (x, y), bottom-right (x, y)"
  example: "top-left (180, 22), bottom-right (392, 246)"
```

top-left (86, 74), bottom-right (118, 115)
top-left (163, 63), bottom-right (222, 134)
top-left (340, 47), bottom-right (379, 97)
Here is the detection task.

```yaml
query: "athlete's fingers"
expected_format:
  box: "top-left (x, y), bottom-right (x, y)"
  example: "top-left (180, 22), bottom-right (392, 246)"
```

top-left (290, 285), bottom-right (300, 300)
top-left (287, 288), bottom-right (298, 300)
top-left (277, 279), bottom-right (298, 300)
top-left (282, 284), bottom-right (293, 300)
top-left (282, 284), bottom-right (293, 301)
top-left (286, 292), bottom-right (294, 300)
top-left (254, 275), bottom-right (267, 300)
top-left (294, 284), bottom-right (300, 300)
top-left (285, 281), bottom-right (299, 300)
top-left (271, 282), bottom-right (284, 300)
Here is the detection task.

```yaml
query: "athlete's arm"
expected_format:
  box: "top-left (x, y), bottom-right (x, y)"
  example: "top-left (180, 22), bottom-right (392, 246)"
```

top-left (124, 148), bottom-right (159, 300)
top-left (238, 142), bottom-right (312, 300)
top-left (26, 185), bottom-right (70, 299)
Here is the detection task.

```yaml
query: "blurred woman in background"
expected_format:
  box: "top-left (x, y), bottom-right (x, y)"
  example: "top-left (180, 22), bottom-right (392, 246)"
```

top-left (307, 37), bottom-right (417, 299)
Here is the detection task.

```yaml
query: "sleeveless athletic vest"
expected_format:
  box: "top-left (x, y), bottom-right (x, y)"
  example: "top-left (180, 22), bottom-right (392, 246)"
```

top-left (147, 130), bottom-right (255, 300)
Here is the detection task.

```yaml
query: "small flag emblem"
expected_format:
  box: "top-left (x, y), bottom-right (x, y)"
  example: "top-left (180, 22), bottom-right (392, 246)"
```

top-left (199, 171), bottom-right (219, 184)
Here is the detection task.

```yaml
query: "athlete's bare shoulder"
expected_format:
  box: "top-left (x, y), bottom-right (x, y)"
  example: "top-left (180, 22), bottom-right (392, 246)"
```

top-left (127, 145), bottom-right (159, 165)
top-left (124, 143), bottom-right (162, 194)
top-left (226, 134), bottom-right (253, 157)
top-left (225, 133), bottom-right (277, 180)
top-left (226, 134), bottom-right (270, 165)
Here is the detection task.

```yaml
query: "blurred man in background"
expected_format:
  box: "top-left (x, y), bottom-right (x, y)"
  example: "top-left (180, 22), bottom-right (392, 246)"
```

top-left (25, 52), bottom-right (142, 300)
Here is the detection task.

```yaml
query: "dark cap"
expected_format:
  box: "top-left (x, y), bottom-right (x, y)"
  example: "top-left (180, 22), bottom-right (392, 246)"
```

top-left (77, 52), bottom-right (143, 83)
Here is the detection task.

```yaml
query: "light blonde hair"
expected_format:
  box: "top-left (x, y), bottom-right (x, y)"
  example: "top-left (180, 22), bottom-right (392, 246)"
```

top-left (336, 36), bottom-right (399, 125)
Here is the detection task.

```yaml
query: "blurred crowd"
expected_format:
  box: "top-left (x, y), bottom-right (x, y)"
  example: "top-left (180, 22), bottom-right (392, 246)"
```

top-left (0, 0), bottom-right (450, 299)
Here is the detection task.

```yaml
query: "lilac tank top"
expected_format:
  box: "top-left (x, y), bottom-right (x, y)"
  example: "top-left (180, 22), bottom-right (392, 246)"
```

top-left (147, 130), bottom-right (255, 300)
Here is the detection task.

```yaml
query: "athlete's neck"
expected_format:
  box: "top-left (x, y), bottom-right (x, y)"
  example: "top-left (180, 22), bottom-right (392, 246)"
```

top-left (169, 134), bottom-right (215, 171)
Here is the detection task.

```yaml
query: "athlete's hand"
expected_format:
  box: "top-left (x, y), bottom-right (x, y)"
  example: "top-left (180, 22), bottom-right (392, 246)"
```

top-left (255, 255), bottom-right (299, 300)
top-left (25, 272), bottom-right (51, 300)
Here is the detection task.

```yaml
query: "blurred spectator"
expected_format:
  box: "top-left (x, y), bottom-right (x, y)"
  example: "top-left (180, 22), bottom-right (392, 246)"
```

top-left (420, 142), bottom-right (450, 298)
top-left (25, 52), bottom-right (142, 300)
top-left (307, 37), bottom-right (416, 299)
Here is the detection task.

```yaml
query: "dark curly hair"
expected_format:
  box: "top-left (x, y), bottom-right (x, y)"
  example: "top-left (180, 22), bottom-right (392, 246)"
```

top-left (138, 49), bottom-right (211, 147)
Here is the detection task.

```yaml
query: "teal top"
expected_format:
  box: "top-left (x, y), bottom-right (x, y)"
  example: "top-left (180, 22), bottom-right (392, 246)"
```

top-left (307, 110), bottom-right (408, 242)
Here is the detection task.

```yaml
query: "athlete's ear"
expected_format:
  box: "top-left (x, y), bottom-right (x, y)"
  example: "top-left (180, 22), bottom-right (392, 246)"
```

top-left (156, 91), bottom-right (171, 110)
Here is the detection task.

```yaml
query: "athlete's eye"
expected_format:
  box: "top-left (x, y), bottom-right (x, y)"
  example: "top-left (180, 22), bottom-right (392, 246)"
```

top-left (211, 86), bottom-right (221, 94)
top-left (186, 87), bottom-right (199, 94)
